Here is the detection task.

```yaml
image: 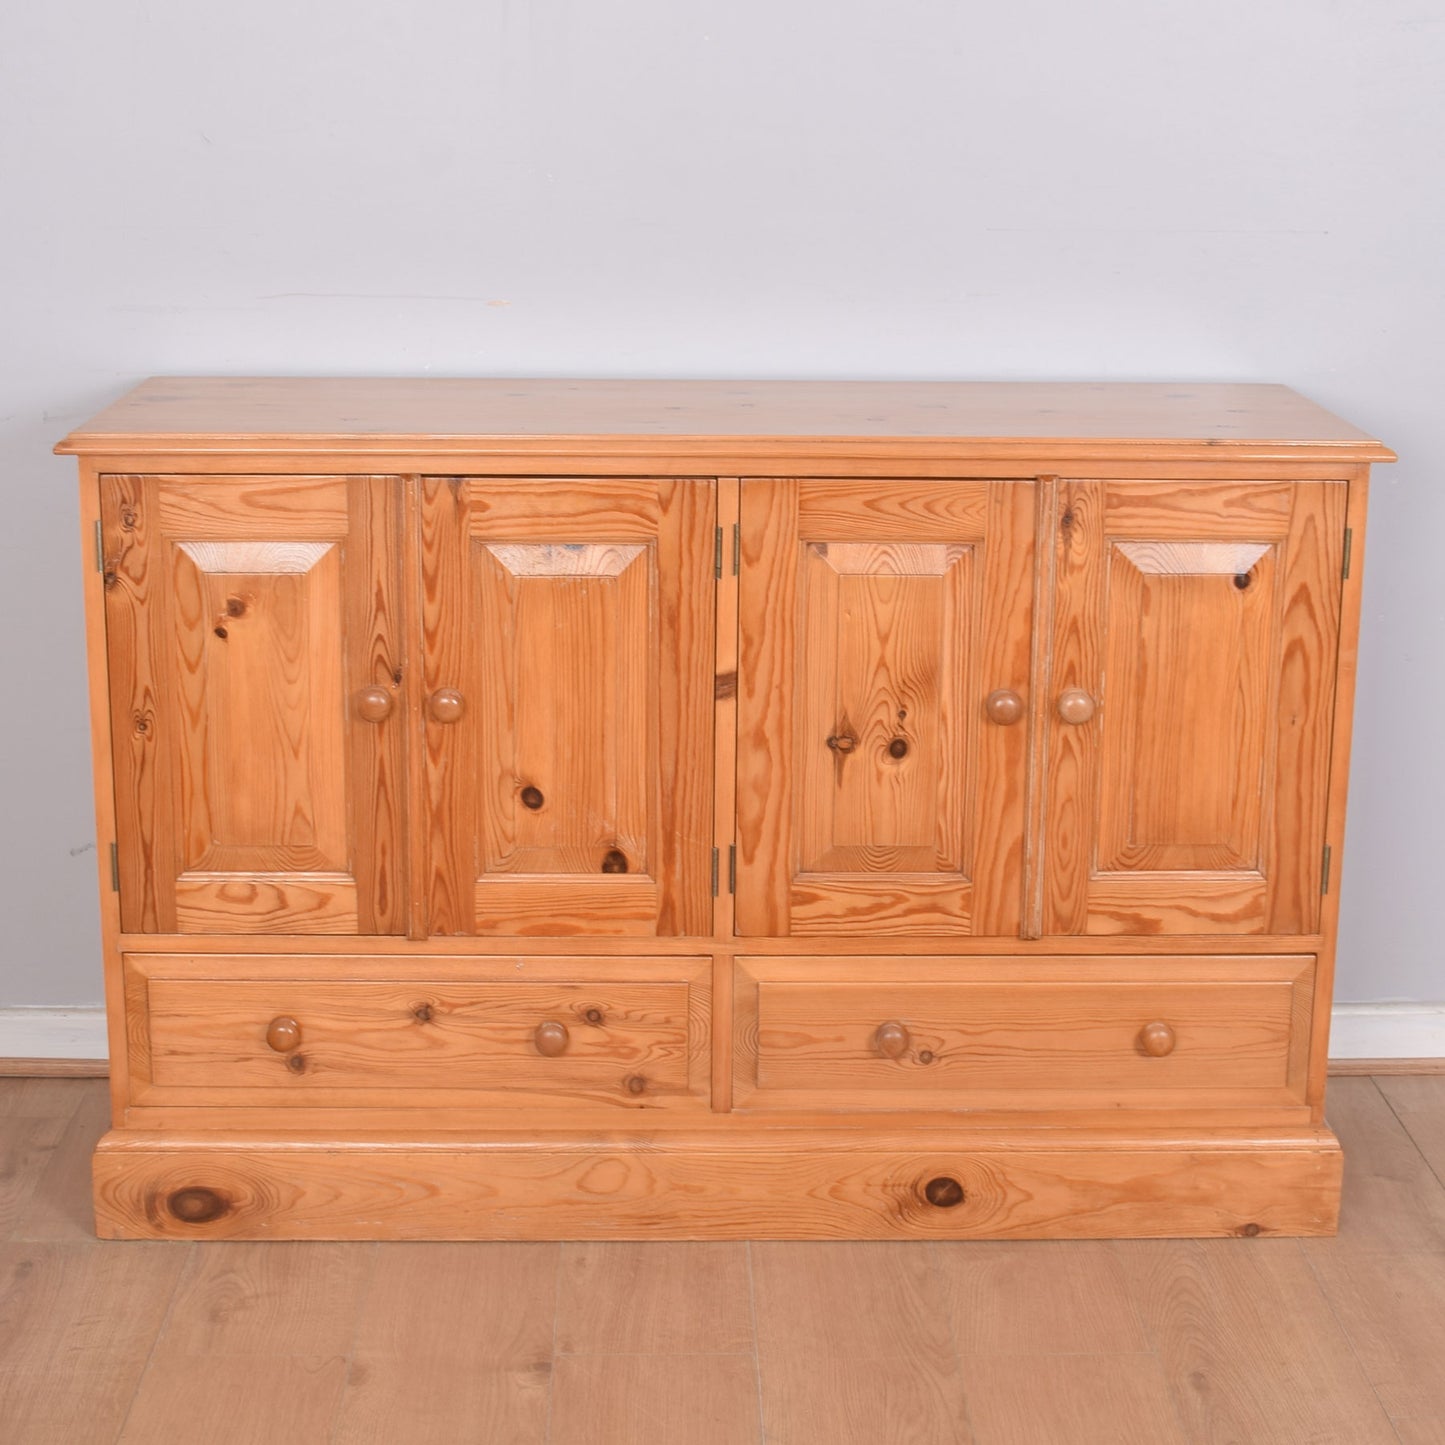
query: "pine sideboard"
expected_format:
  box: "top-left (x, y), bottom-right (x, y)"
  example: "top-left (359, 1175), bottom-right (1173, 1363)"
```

top-left (58, 378), bottom-right (1392, 1240)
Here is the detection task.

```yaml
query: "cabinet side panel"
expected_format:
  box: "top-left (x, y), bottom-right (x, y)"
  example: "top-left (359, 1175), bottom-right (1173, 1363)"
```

top-left (1265, 482), bottom-right (1346, 934)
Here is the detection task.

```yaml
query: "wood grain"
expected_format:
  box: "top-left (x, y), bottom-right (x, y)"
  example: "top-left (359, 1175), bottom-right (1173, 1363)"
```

top-left (0, 1240), bottom-right (187, 1441)
top-left (734, 955), bottom-right (1312, 1113)
top-left (555, 1242), bottom-right (753, 1355)
top-left (962, 1354), bottom-right (1187, 1445)
top-left (57, 378), bottom-right (1395, 463)
top-left (422, 476), bottom-right (713, 936)
top-left (737, 479), bottom-right (1033, 937)
top-left (123, 952), bottom-right (710, 1113)
top-left (934, 1240), bottom-right (1150, 1356)
top-left (551, 1354), bottom-right (761, 1445)
top-left (1116, 1236), bottom-right (1399, 1444)
top-left (102, 475), bottom-right (404, 936)
top-left (90, 1127), bottom-right (1343, 1240)
top-left (1042, 479), bottom-right (1345, 937)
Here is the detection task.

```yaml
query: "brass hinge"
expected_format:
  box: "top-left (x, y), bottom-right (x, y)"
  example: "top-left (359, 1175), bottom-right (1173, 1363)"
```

top-left (732, 522), bottom-right (740, 576)
top-left (1321, 843), bottom-right (1332, 895)
top-left (1342, 528), bottom-right (1353, 581)
top-left (109, 842), bottom-right (119, 892)
top-left (714, 527), bottom-right (724, 579)
top-left (728, 843), bottom-right (736, 894)
top-left (711, 847), bottom-right (720, 896)
top-left (94, 520), bottom-right (104, 572)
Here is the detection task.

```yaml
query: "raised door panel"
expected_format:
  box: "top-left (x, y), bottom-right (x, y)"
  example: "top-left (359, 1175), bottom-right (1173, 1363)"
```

top-left (736, 479), bottom-right (1035, 936)
top-left (1042, 481), bottom-right (1345, 935)
top-left (102, 475), bottom-right (405, 933)
top-left (421, 477), bottom-right (715, 936)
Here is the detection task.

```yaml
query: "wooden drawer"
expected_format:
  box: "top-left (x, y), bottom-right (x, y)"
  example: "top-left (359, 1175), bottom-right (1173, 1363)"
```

top-left (735, 956), bottom-right (1313, 1111)
top-left (124, 954), bottom-right (710, 1112)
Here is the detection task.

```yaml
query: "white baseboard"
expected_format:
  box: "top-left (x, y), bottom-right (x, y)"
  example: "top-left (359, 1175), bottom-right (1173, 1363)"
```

top-left (0, 1007), bottom-right (108, 1060)
top-left (1, 1002), bottom-right (1443, 1065)
top-left (1327, 1003), bottom-right (1445, 1060)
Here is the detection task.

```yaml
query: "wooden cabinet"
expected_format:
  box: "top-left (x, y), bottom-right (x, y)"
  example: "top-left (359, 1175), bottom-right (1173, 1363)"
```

top-left (62, 378), bottom-right (1391, 1241)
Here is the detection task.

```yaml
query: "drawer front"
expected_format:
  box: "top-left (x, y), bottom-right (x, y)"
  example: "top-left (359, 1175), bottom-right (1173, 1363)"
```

top-left (125, 954), bottom-right (710, 1111)
top-left (735, 956), bottom-right (1313, 1111)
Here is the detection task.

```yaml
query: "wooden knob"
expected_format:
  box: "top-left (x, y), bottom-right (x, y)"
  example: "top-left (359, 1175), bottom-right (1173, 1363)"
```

top-left (354, 685), bottom-right (393, 723)
top-left (265, 1016), bottom-right (301, 1053)
top-left (924, 1176), bottom-right (965, 1209)
top-left (534, 1020), bottom-right (570, 1057)
top-left (1138, 1021), bottom-right (1177, 1057)
top-left (984, 689), bottom-right (1024, 726)
top-left (427, 688), bottom-right (465, 724)
top-left (1057, 688), bottom-right (1097, 725)
top-left (875, 1021), bottom-right (910, 1059)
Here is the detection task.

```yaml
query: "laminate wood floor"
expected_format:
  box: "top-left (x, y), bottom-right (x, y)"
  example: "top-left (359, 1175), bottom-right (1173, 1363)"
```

top-left (3, 1077), bottom-right (1444, 1444)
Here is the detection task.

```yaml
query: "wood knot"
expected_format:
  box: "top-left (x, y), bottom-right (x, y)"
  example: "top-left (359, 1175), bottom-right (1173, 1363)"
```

top-left (412, 1003), bottom-right (434, 1023)
top-left (1238, 1221), bottom-right (1262, 1237)
top-left (167, 1186), bottom-right (231, 1224)
top-left (213, 626), bottom-right (228, 640)
top-left (888, 737), bottom-right (909, 759)
top-left (119, 505), bottom-right (138, 530)
top-left (917, 1049), bottom-right (935, 1064)
top-left (923, 1176), bottom-right (965, 1209)
top-left (224, 595), bottom-right (248, 617)
top-left (286, 1053), bottom-right (307, 1074)
top-left (601, 849), bottom-right (629, 874)
top-left (1233, 573), bottom-right (1251, 590)
top-left (583, 1007), bottom-right (605, 1026)
top-left (520, 786), bottom-right (544, 811)
top-left (624, 1075), bottom-right (647, 1096)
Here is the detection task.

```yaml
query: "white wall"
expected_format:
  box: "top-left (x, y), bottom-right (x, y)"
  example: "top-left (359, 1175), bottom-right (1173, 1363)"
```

top-left (1, 0), bottom-right (1440, 1008)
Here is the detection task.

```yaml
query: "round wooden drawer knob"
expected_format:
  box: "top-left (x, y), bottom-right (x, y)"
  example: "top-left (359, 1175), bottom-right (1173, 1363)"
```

top-left (427, 688), bottom-right (466, 724)
top-left (265, 1016), bottom-right (302, 1053)
top-left (924, 1176), bottom-right (966, 1209)
top-left (534, 1020), bottom-right (570, 1057)
top-left (354, 685), bottom-right (394, 723)
top-left (1057, 688), bottom-right (1097, 725)
top-left (875, 1020), bottom-right (911, 1059)
top-left (1138, 1021), bottom-right (1177, 1057)
top-left (984, 689), bottom-right (1024, 726)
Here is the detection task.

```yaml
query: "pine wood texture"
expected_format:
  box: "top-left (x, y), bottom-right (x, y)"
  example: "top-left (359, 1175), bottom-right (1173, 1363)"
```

top-left (55, 377), bottom-right (1394, 464)
top-left (60, 379), bottom-right (1389, 1243)
top-left (418, 475), bottom-right (714, 936)
top-left (102, 475), bottom-right (405, 935)
top-left (90, 1125), bottom-right (1343, 1240)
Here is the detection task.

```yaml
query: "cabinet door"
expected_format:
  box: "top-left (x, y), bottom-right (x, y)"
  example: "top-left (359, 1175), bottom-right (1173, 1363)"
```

top-left (736, 479), bottom-right (1036, 936)
top-left (420, 477), bottom-right (715, 936)
top-left (1041, 480), bottom-right (1345, 935)
top-left (103, 475), bottom-right (405, 933)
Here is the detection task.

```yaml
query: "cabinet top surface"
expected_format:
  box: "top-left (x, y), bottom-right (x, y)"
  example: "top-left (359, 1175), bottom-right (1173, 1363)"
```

top-left (55, 377), bottom-right (1393, 462)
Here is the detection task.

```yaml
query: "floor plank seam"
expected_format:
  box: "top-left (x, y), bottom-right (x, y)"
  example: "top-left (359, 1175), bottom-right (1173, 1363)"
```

top-left (1373, 1076), bottom-right (1445, 1198)
top-left (325, 1239), bottom-right (380, 1445)
top-left (542, 1242), bottom-right (563, 1445)
top-left (744, 1241), bottom-right (767, 1445)
top-left (109, 1239), bottom-right (194, 1445)
top-left (925, 1238), bottom-right (983, 1445)
top-left (1295, 1224), bottom-right (1411, 1445)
